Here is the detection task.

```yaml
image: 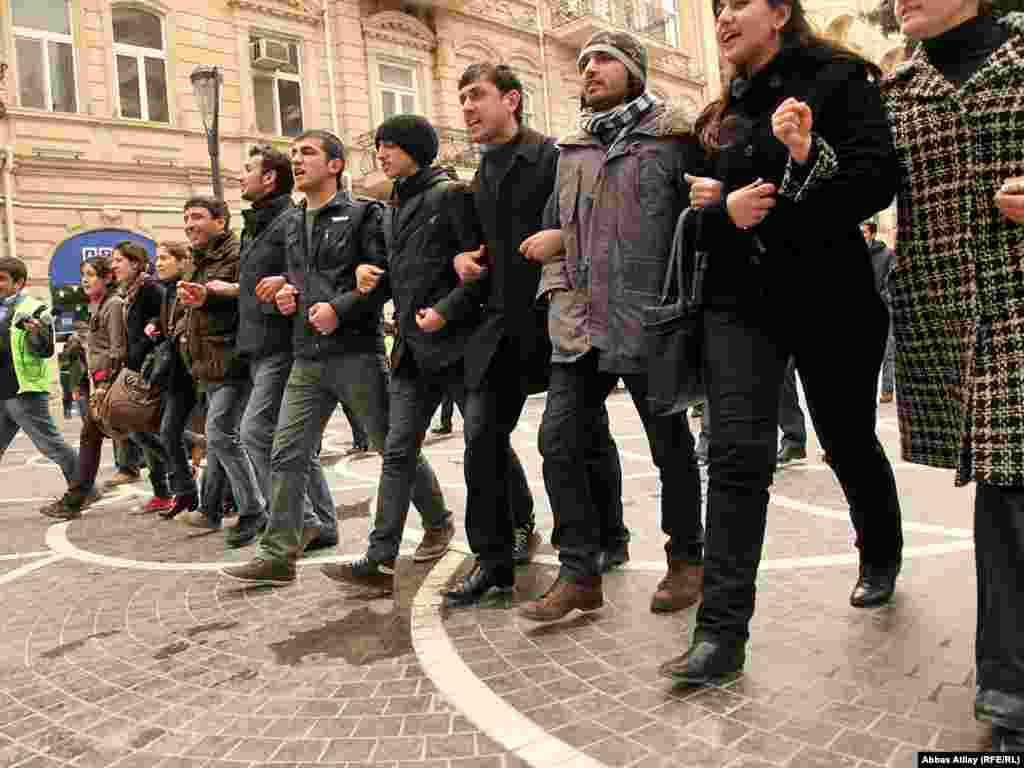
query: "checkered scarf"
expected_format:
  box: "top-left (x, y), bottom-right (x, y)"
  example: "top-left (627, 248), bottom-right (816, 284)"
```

top-left (579, 91), bottom-right (658, 146)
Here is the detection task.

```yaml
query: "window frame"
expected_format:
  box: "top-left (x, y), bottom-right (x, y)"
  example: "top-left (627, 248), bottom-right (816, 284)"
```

top-left (251, 37), bottom-right (304, 138)
top-left (111, 7), bottom-right (168, 122)
top-left (377, 60), bottom-right (418, 122)
top-left (520, 88), bottom-right (536, 128)
top-left (11, 0), bottom-right (80, 113)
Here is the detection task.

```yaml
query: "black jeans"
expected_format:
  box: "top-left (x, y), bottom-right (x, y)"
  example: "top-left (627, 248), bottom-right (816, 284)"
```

top-left (463, 342), bottom-right (536, 569)
top-left (541, 349), bottom-right (701, 579)
top-left (697, 307), bottom-right (903, 644)
top-left (976, 484), bottom-right (1024, 695)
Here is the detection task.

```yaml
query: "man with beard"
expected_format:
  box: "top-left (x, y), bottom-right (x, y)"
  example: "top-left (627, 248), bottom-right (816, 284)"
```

top-left (519, 32), bottom-right (706, 621)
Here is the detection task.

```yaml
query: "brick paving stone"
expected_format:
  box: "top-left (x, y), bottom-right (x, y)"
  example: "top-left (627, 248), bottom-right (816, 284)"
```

top-left (830, 729), bottom-right (901, 764)
top-left (423, 733), bottom-right (475, 759)
top-left (583, 735), bottom-right (651, 767)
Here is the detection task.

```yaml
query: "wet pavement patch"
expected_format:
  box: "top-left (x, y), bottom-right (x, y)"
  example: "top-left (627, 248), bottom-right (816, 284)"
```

top-left (267, 606), bottom-right (411, 667)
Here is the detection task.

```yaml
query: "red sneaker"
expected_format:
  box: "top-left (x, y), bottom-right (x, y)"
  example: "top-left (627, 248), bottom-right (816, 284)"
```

top-left (142, 496), bottom-right (175, 514)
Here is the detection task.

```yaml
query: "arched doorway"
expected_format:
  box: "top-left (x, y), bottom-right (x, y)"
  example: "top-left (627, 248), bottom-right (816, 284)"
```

top-left (48, 229), bottom-right (156, 339)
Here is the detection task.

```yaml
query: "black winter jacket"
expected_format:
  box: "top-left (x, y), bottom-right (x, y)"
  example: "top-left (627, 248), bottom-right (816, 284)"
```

top-left (696, 44), bottom-right (898, 314)
top-left (283, 192), bottom-right (387, 361)
top-left (122, 278), bottom-right (164, 372)
top-left (374, 167), bottom-right (482, 375)
top-left (464, 127), bottom-right (559, 393)
top-left (237, 193), bottom-right (295, 359)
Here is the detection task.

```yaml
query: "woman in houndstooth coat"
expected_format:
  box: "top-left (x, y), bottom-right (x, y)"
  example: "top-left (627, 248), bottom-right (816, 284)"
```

top-left (882, 5), bottom-right (1024, 744)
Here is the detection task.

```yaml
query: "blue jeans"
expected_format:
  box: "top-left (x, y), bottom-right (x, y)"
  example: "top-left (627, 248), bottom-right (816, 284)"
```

top-left (241, 352), bottom-right (335, 541)
top-left (0, 393), bottom-right (79, 486)
top-left (259, 353), bottom-right (444, 563)
top-left (205, 378), bottom-right (265, 524)
top-left (367, 361), bottom-right (457, 563)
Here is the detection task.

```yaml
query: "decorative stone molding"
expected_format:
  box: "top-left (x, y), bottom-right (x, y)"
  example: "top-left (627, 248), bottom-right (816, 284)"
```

top-left (461, 0), bottom-right (537, 31)
top-left (226, 0), bottom-right (321, 26)
top-left (362, 11), bottom-right (437, 52)
top-left (100, 207), bottom-right (124, 224)
top-left (649, 51), bottom-right (705, 84)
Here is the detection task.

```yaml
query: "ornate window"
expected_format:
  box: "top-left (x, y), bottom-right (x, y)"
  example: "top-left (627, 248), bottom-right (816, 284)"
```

top-left (251, 36), bottom-right (304, 137)
top-left (378, 61), bottom-right (417, 121)
top-left (11, 0), bottom-right (78, 112)
top-left (113, 7), bottom-right (168, 122)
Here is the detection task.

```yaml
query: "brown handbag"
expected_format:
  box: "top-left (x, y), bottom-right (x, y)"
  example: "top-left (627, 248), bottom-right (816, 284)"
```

top-left (96, 300), bottom-right (164, 436)
top-left (102, 366), bottom-right (162, 435)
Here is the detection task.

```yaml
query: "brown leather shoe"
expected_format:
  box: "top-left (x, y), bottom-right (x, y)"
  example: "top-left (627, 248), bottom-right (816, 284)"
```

top-left (413, 521), bottom-right (455, 562)
top-left (651, 559), bottom-right (703, 613)
top-left (519, 573), bottom-right (602, 622)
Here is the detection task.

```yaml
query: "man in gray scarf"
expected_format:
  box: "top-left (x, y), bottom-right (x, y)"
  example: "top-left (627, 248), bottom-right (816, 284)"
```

top-left (520, 32), bottom-right (709, 621)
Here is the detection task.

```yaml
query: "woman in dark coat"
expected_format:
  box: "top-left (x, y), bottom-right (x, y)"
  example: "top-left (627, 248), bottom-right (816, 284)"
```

top-left (659, 0), bottom-right (904, 684)
top-left (110, 241), bottom-right (173, 513)
top-left (881, 0), bottom-right (1024, 746)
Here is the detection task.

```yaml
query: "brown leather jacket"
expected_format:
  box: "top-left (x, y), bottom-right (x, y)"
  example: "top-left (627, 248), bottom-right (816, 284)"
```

top-left (182, 231), bottom-right (245, 385)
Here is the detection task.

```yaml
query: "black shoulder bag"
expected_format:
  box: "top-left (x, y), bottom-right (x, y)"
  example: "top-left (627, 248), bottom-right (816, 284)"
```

top-left (643, 207), bottom-right (707, 416)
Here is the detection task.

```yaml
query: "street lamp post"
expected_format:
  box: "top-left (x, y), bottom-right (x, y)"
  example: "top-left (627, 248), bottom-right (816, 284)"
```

top-left (190, 65), bottom-right (223, 200)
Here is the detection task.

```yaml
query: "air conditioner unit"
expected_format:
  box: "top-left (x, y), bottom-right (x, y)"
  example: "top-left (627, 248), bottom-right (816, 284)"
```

top-left (251, 38), bottom-right (291, 70)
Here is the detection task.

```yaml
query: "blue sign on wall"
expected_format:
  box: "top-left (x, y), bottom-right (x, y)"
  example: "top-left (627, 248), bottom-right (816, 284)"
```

top-left (49, 229), bottom-right (156, 287)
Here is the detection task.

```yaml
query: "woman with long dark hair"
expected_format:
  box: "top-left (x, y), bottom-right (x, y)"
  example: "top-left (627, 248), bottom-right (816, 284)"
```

top-left (881, 0), bottom-right (1024, 746)
top-left (110, 241), bottom-right (173, 513)
top-left (659, 0), bottom-right (904, 683)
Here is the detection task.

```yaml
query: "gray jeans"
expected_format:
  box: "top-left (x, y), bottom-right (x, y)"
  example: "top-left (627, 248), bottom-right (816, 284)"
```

top-left (206, 378), bottom-right (265, 522)
top-left (367, 362), bottom-right (457, 563)
top-left (241, 352), bottom-right (335, 540)
top-left (259, 352), bottom-right (445, 563)
top-left (0, 393), bottom-right (79, 486)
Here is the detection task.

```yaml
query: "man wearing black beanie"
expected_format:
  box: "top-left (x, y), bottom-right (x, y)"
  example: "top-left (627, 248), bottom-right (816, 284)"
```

top-left (323, 114), bottom-right (484, 590)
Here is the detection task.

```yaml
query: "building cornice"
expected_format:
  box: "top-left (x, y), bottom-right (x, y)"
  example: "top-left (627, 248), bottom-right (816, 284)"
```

top-left (362, 11), bottom-right (437, 52)
top-left (226, 0), bottom-right (322, 25)
top-left (13, 155), bottom-right (241, 189)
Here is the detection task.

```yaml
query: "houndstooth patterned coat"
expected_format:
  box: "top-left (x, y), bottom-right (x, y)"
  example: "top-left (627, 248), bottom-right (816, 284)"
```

top-left (882, 13), bottom-right (1024, 487)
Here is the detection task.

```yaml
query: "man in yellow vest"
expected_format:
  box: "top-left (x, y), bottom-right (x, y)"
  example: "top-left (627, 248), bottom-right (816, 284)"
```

top-left (0, 258), bottom-right (80, 496)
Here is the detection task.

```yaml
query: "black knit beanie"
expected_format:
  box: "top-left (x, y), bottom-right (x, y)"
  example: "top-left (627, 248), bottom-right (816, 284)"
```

top-left (375, 114), bottom-right (439, 169)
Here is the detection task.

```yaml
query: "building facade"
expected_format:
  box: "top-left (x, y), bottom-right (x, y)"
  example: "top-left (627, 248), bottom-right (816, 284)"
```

top-left (0, 0), bottom-right (714, 325)
top-left (0, 0), bottom-right (902, 323)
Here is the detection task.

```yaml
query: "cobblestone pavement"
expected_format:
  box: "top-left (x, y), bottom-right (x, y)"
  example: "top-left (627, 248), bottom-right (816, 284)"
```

top-left (0, 392), bottom-right (987, 768)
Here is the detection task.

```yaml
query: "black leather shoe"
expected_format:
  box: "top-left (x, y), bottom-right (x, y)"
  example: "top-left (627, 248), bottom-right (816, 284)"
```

top-left (850, 560), bottom-right (900, 607)
top-left (659, 639), bottom-right (745, 685)
top-left (977, 689), bottom-right (1024, 731)
top-left (442, 563), bottom-right (514, 606)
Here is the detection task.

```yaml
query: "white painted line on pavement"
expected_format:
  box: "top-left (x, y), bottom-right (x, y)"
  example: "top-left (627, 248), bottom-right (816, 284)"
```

top-left (44, 522), bottom-right (416, 572)
top-left (410, 550), bottom-right (607, 768)
top-left (0, 553), bottom-right (64, 585)
top-left (0, 551), bottom-right (51, 562)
